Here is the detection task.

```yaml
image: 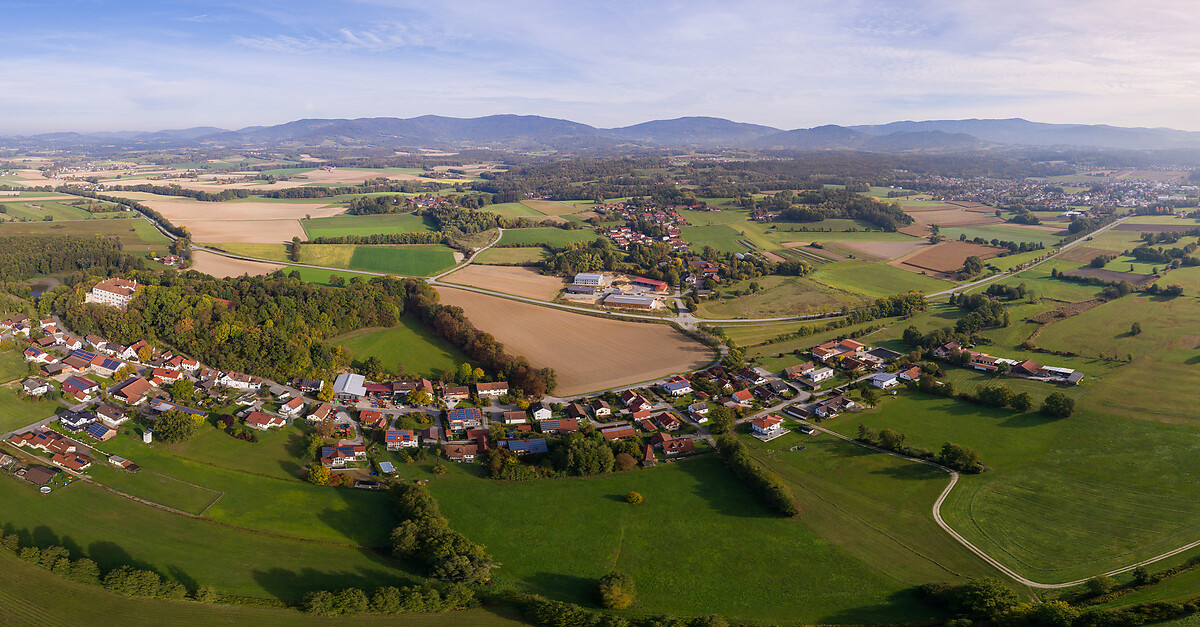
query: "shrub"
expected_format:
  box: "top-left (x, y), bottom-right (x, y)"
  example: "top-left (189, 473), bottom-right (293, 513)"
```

top-left (192, 585), bottom-right (220, 603)
top-left (598, 571), bottom-right (636, 609)
top-left (614, 453), bottom-right (637, 471)
top-left (625, 491), bottom-right (643, 505)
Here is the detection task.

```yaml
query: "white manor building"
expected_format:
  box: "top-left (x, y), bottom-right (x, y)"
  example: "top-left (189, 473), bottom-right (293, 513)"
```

top-left (573, 272), bottom-right (611, 286)
top-left (84, 278), bottom-right (139, 308)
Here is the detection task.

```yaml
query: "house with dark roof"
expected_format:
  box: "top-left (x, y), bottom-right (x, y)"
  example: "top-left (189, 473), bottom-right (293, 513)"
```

top-left (59, 409), bottom-right (97, 433)
top-left (600, 425), bottom-right (637, 440)
top-left (21, 378), bottom-right (52, 396)
top-left (85, 422), bottom-right (117, 441)
top-left (475, 381), bottom-right (509, 397)
top-left (96, 403), bottom-right (128, 427)
top-left (500, 438), bottom-right (548, 455)
top-left (539, 418), bottom-right (578, 434)
top-left (62, 376), bottom-right (99, 402)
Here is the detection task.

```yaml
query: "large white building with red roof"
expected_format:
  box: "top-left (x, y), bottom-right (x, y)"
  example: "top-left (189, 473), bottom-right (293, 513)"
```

top-left (84, 278), bottom-right (139, 308)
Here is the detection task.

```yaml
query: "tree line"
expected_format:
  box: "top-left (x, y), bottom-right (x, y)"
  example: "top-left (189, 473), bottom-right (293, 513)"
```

top-left (0, 235), bottom-right (144, 283)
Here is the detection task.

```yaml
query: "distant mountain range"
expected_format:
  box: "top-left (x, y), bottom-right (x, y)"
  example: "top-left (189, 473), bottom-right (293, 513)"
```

top-left (5, 115), bottom-right (1200, 153)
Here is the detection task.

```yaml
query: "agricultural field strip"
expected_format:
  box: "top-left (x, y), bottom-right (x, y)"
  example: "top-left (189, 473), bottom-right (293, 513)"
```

top-left (185, 217), bottom-right (1129, 327)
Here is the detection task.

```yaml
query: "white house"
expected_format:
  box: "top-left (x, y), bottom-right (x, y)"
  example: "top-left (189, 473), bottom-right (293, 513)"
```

top-left (218, 372), bottom-right (262, 390)
top-left (531, 401), bottom-right (552, 421)
top-left (870, 373), bottom-right (900, 389)
top-left (279, 397), bottom-right (306, 417)
top-left (750, 415), bottom-right (784, 437)
top-left (810, 367), bottom-right (834, 382)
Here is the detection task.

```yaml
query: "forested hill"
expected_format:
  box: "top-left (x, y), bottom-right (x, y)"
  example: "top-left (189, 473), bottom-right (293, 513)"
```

top-left (8, 115), bottom-right (1200, 152)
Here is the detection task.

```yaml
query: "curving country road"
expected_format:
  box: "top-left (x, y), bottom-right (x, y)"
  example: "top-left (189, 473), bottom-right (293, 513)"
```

top-left (803, 418), bottom-right (1200, 589)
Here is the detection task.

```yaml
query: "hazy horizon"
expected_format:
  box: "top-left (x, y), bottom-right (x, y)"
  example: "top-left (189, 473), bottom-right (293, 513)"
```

top-left (3, 0), bottom-right (1198, 135)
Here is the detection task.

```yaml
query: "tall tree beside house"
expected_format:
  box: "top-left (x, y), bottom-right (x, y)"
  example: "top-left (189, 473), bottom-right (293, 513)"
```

top-left (153, 410), bottom-right (198, 444)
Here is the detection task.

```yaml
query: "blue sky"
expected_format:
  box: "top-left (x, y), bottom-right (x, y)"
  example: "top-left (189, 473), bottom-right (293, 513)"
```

top-left (2, 0), bottom-right (1198, 134)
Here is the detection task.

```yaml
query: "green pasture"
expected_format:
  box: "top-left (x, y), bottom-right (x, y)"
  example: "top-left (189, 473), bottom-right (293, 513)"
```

top-left (676, 208), bottom-right (749, 226)
top-left (941, 224), bottom-right (1065, 247)
top-left (0, 349), bottom-right (29, 383)
top-left (827, 392), bottom-right (1200, 584)
top-left (0, 474), bottom-right (416, 602)
top-left (497, 227), bottom-right (598, 247)
top-left (0, 216), bottom-right (170, 253)
top-left (347, 244), bottom-right (457, 276)
top-left (332, 317), bottom-right (469, 378)
top-left (484, 202), bottom-right (543, 219)
top-left (428, 454), bottom-right (944, 624)
top-left (96, 434), bottom-right (397, 546)
top-left (694, 274), bottom-right (863, 319)
top-left (0, 548), bottom-right (524, 627)
top-left (301, 213), bottom-right (435, 239)
top-left (0, 387), bottom-right (59, 434)
top-left (473, 247), bottom-right (547, 265)
top-left (809, 260), bottom-right (952, 298)
top-left (679, 224), bottom-right (752, 254)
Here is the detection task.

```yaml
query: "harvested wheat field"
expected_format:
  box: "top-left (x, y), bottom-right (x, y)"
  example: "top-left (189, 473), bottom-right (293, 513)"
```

top-left (137, 197), bottom-right (344, 221)
top-left (436, 288), bottom-right (715, 395)
top-left (907, 208), bottom-right (1002, 228)
top-left (520, 199), bottom-right (581, 215)
top-left (178, 219), bottom-right (307, 243)
top-left (190, 249), bottom-right (284, 278)
top-left (834, 239), bottom-right (926, 260)
top-left (894, 241), bottom-right (1004, 274)
top-left (444, 265), bottom-right (565, 301)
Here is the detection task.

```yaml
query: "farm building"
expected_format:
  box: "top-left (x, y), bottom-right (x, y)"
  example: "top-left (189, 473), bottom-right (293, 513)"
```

top-left (332, 373), bottom-right (367, 401)
top-left (573, 272), bottom-right (611, 286)
top-left (604, 294), bottom-right (661, 310)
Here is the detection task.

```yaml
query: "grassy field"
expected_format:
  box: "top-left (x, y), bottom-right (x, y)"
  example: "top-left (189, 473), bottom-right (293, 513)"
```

top-left (693, 274), bottom-right (863, 319)
top-left (0, 348), bottom-right (29, 383)
top-left (332, 318), bottom-right (470, 377)
top-left (519, 199), bottom-right (580, 215)
top-left (743, 427), bottom-right (999, 587)
top-left (968, 258), bottom-right (1104, 302)
top-left (826, 392), bottom-right (1200, 584)
top-left (809, 260), bottom-right (952, 298)
top-left (473, 247), bottom-right (547, 265)
top-left (676, 208), bottom-right (749, 226)
top-left (0, 217), bottom-right (171, 253)
top-left (301, 213), bottom-right (436, 239)
top-left (718, 320), bottom-right (827, 347)
top-left (0, 387), bottom-right (59, 434)
top-left (347, 244), bottom-right (457, 276)
top-left (0, 199), bottom-right (94, 221)
top-left (748, 221), bottom-right (919, 243)
top-left (940, 224), bottom-right (1065, 247)
top-left (679, 224), bottom-right (751, 253)
top-left (497, 227), bottom-right (598, 247)
top-left (1036, 289), bottom-right (1200, 364)
top-left (96, 433), bottom-right (397, 546)
top-left (485, 202), bottom-right (543, 219)
top-left (0, 473), bottom-right (415, 601)
top-left (427, 454), bottom-right (946, 624)
top-left (0, 548), bottom-right (526, 627)
top-left (212, 243), bottom-right (457, 276)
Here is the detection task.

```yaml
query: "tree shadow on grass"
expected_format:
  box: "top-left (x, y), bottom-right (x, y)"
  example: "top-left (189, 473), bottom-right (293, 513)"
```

top-left (674, 455), bottom-right (776, 519)
top-left (86, 540), bottom-right (157, 572)
top-left (251, 562), bottom-right (416, 603)
top-left (871, 463), bottom-right (945, 482)
top-left (305, 483), bottom-right (400, 548)
top-left (524, 571), bottom-right (595, 606)
top-left (997, 411), bottom-right (1060, 429)
top-left (818, 587), bottom-right (945, 626)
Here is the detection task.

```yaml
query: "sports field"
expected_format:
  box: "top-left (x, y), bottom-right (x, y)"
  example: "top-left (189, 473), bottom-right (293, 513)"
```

top-left (332, 317), bottom-right (470, 377)
top-left (435, 288), bottom-right (715, 395)
top-left (301, 213), bottom-right (436, 239)
top-left (497, 227), bottom-right (598, 247)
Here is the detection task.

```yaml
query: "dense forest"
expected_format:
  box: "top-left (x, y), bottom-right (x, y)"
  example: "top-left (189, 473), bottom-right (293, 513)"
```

top-left (742, 188), bottom-right (913, 231)
top-left (0, 235), bottom-right (144, 283)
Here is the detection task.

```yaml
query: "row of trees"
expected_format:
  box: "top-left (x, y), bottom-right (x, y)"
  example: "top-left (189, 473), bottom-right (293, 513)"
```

top-left (303, 583), bottom-right (474, 616)
top-left (388, 482), bottom-right (496, 584)
top-left (404, 279), bottom-right (556, 396)
top-left (714, 434), bottom-right (799, 516)
top-left (856, 425), bottom-right (986, 474)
